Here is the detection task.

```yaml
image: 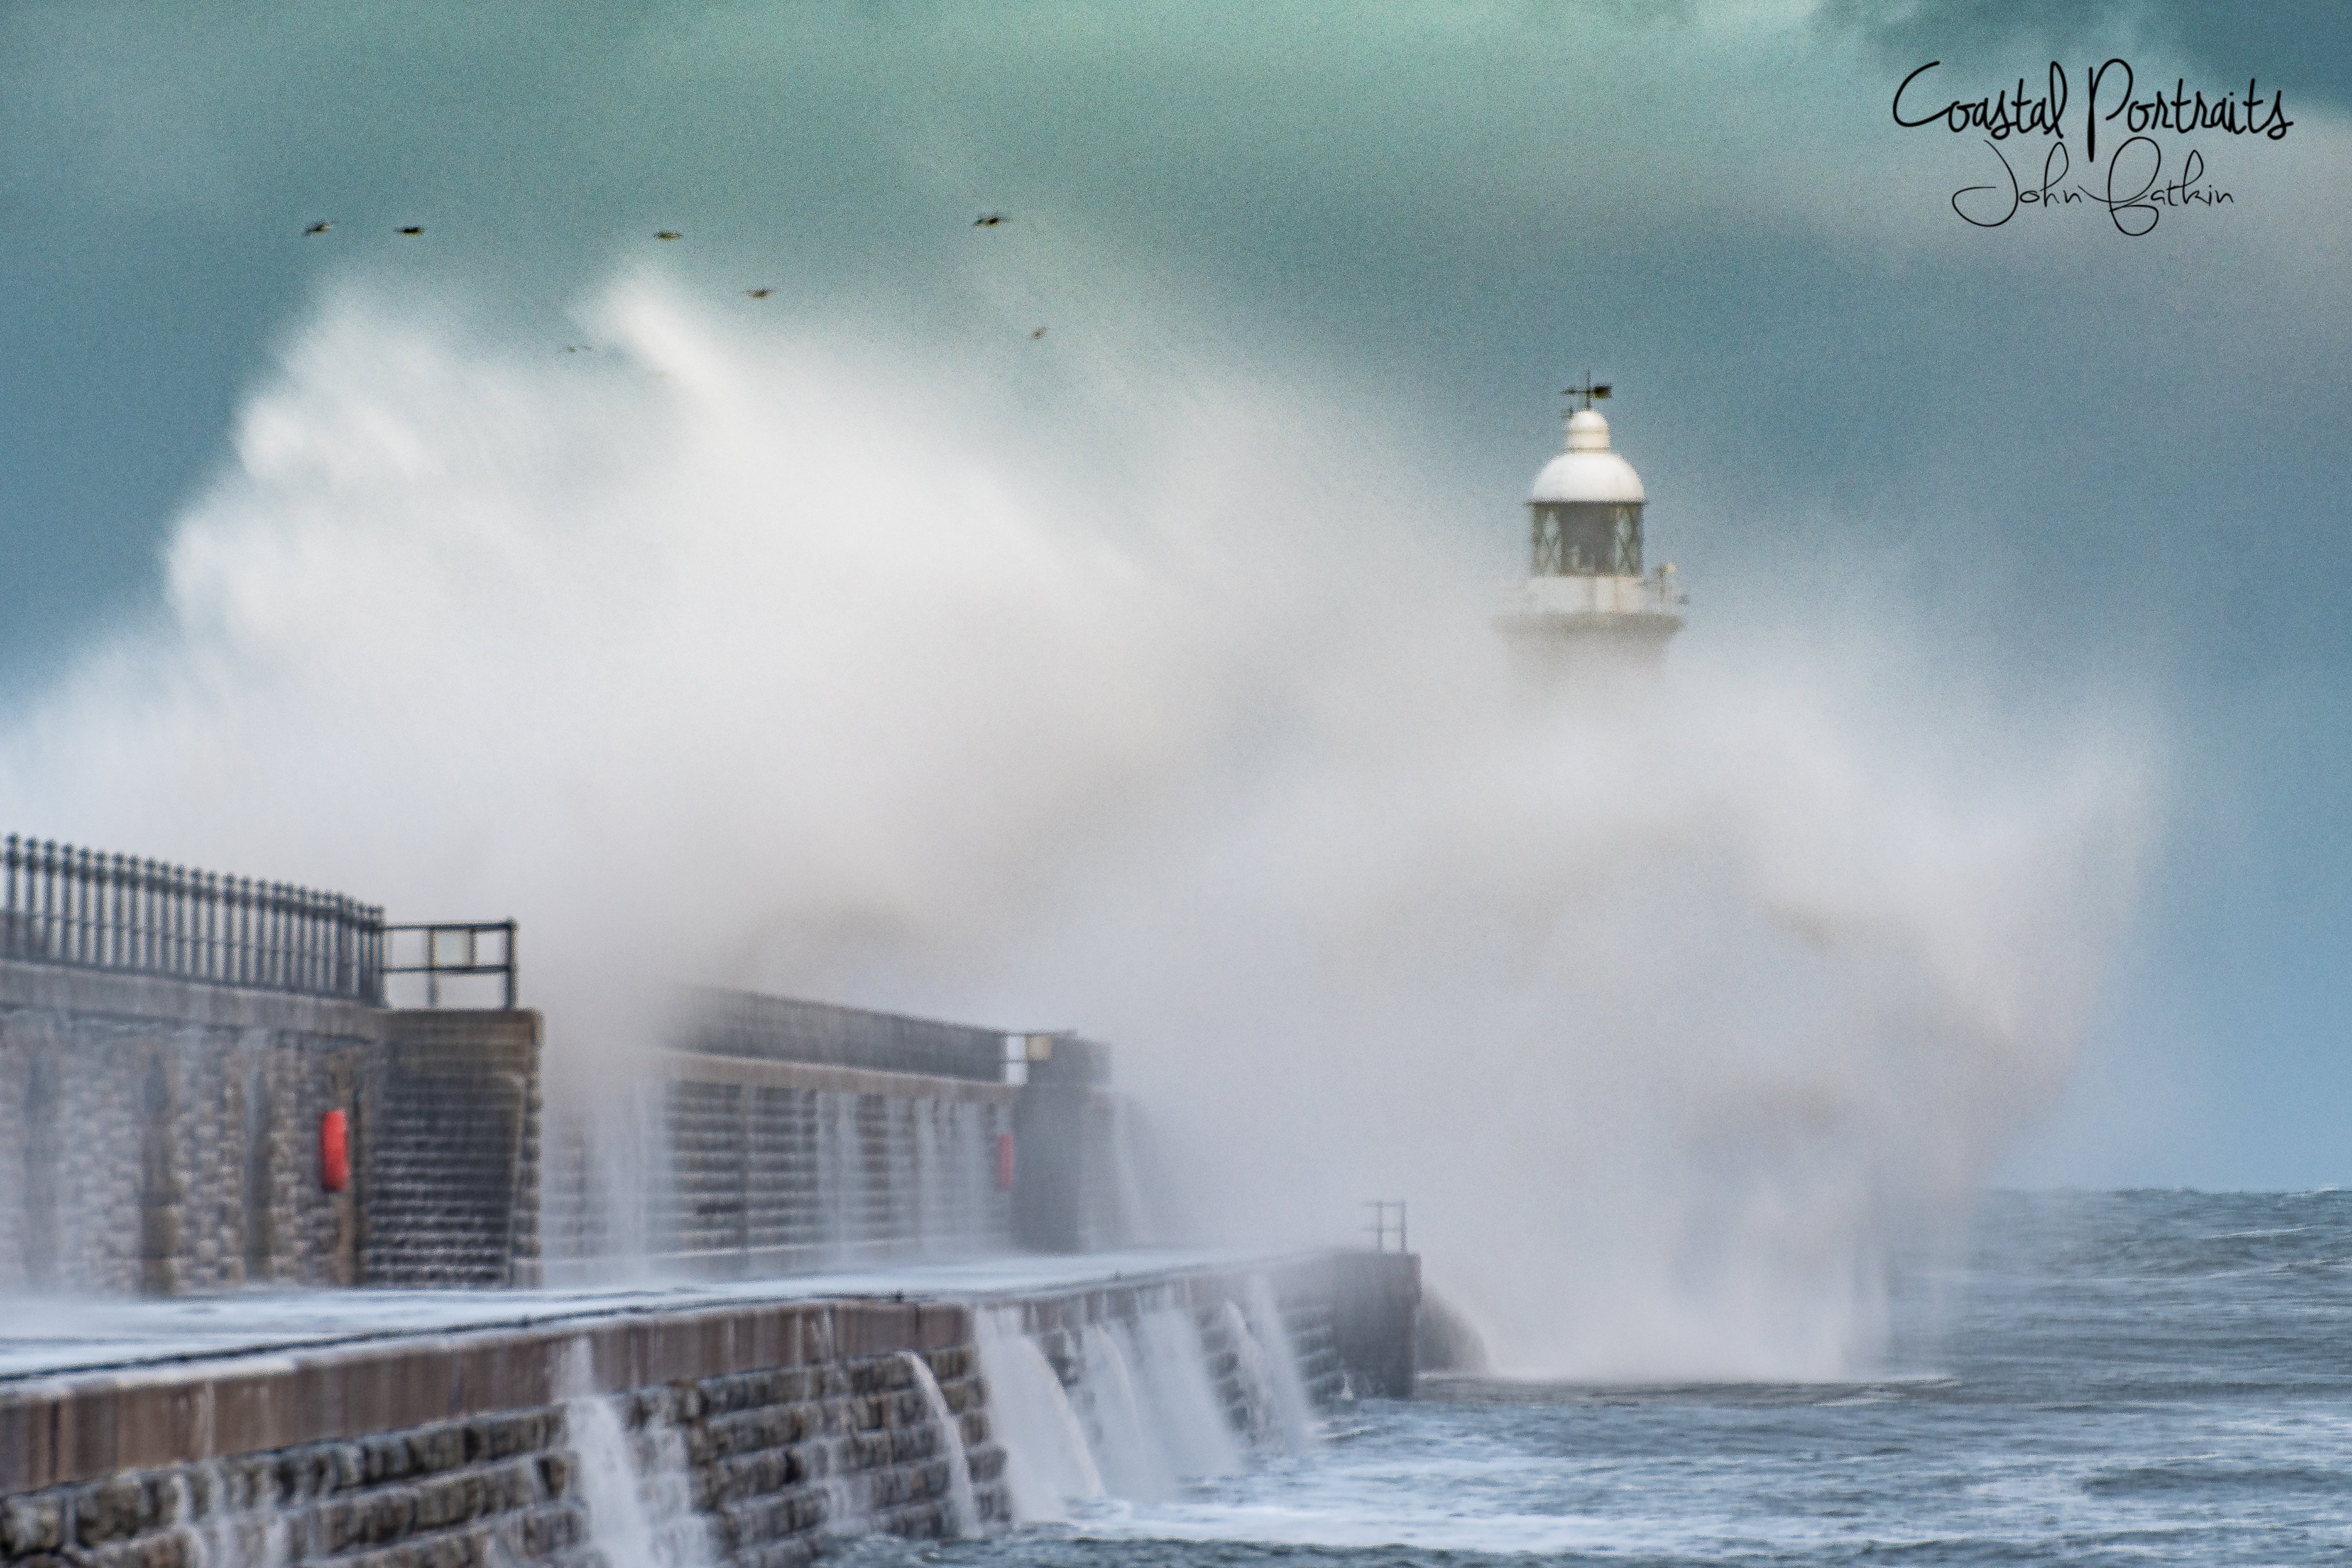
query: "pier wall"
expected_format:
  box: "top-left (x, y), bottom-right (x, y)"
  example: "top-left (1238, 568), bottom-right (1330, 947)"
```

top-left (0, 1259), bottom-right (1367, 1568)
top-left (0, 956), bottom-right (1136, 1296)
top-left (541, 1054), bottom-right (1016, 1279)
top-left (0, 960), bottom-right (540, 1294)
top-left (0, 1302), bottom-right (999, 1568)
top-left (541, 991), bottom-right (1057, 1280)
top-left (668, 1054), bottom-right (1012, 1271)
top-left (1328, 1250), bottom-right (1421, 1397)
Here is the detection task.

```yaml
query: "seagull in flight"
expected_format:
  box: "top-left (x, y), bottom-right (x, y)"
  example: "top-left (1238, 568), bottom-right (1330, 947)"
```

top-left (974, 213), bottom-right (1006, 227)
top-left (397, 226), bottom-right (424, 236)
top-left (655, 230), bottom-right (681, 241)
top-left (746, 288), bottom-right (772, 299)
top-left (303, 220), bottom-right (331, 236)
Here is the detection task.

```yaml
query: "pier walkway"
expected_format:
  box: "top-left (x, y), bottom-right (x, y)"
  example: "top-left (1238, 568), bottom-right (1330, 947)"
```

top-left (0, 1249), bottom-right (1287, 1384)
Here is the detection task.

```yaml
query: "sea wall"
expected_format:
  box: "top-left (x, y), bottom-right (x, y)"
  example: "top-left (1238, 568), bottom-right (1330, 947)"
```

top-left (0, 961), bottom-right (375, 1294)
top-left (0, 957), bottom-right (1139, 1296)
top-left (0, 1260), bottom-right (1375, 1567)
top-left (662, 1054), bottom-right (1013, 1273)
top-left (540, 1060), bottom-right (1018, 1281)
top-left (0, 1307), bottom-right (999, 1568)
top-left (0, 959), bottom-right (540, 1294)
top-left (1328, 1250), bottom-right (1421, 1397)
top-left (541, 990), bottom-right (1034, 1280)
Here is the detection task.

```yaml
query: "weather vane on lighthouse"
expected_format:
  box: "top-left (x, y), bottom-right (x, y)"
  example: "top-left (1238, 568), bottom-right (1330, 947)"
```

top-left (1494, 375), bottom-right (1686, 694)
top-left (1562, 376), bottom-right (1611, 410)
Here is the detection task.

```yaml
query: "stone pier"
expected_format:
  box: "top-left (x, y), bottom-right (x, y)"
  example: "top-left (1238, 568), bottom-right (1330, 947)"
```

top-left (0, 1253), bottom-right (1392, 1568)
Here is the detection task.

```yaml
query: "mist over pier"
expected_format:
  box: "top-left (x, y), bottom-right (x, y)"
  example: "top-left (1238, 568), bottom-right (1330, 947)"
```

top-left (0, 830), bottom-right (1421, 1566)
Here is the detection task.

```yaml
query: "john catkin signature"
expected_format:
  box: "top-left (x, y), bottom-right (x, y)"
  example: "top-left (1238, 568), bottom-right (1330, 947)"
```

top-left (1953, 135), bottom-right (2231, 235)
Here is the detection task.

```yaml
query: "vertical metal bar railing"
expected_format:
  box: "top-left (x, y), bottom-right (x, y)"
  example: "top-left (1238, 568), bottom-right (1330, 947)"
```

top-left (0, 833), bottom-right (386, 1002)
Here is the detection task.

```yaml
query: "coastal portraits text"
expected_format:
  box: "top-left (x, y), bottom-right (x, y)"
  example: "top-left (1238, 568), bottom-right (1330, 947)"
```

top-left (1893, 59), bottom-right (2292, 235)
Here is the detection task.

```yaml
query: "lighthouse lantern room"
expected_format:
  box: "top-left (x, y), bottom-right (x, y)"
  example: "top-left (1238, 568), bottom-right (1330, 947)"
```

top-left (1494, 380), bottom-right (1686, 691)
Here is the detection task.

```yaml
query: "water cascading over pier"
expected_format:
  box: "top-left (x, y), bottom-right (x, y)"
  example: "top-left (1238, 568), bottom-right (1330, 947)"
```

top-left (0, 1262), bottom-right (1361, 1566)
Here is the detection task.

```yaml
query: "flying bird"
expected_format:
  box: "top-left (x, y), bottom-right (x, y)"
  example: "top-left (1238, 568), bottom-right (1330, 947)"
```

top-left (655, 230), bottom-right (681, 241)
top-left (746, 288), bottom-right (772, 299)
top-left (1030, 326), bottom-right (1047, 339)
top-left (397, 226), bottom-right (424, 236)
top-left (562, 346), bottom-right (587, 354)
top-left (973, 213), bottom-right (1005, 227)
top-left (303, 220), bottom-right (331, 236)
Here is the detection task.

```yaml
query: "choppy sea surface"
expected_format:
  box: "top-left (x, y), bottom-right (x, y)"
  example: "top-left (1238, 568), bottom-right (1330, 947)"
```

top-left (862, 1190), bottom-right (2352, 1566)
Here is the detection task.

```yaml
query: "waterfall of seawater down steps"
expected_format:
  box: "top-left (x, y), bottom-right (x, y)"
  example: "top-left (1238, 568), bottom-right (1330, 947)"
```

top-left (974, 1311), bottom-right (1108, 1520)
top-left (1243, 1274), bottom-right (1321, 1447)
top-left (560, 1343), bottom-right (714, 1568)
top-left (972, 1280), bottom-right (1320, 1523)
top-left (168, 1461), bottom-right (291, 1568)
top-left (903, 1352), bottom-right (982, 1538)
top-left (420, 1290), bottom-right (1312, 1568)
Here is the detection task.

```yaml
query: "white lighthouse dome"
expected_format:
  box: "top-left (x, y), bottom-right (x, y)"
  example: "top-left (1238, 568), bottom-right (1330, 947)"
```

top-left (1529, 408), bottom-right (1646, 504)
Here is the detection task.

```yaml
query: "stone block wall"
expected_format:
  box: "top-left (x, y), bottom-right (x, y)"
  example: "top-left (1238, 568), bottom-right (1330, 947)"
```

top-left (0, 1345), bottom-right (1000, 1568)
top-left (0, 1259), bottom-right (1394, 1567)
top-left (543, 1055), bottom-right (1014, 1281)
top-left (0, 959), bottom-right (541, 1295)
top-left (0, 963), bottom-right (374, 1293)
top-left (0, 1294), bottom-right (1020, 1568)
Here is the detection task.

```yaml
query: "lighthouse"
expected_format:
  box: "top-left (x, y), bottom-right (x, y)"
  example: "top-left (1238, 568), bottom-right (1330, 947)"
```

top-left (1494, 381), bottom-right (1685, 694)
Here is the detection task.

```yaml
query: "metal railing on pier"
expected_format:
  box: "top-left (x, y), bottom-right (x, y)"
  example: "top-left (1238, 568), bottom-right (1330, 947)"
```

top-left (383, 920), bottom-right (519, 1009)
top-left (676, 987), bottom-right (1009, 1082)
top-left (1, 833), bottom-right (385, 1002)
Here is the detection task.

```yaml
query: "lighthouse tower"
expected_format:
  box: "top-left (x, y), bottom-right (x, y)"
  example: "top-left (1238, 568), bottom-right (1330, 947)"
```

top-left (1494, 381), bottom-right (1685, 693)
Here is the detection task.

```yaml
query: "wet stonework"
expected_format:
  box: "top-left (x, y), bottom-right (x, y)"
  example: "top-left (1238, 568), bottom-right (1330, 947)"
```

top-left (0, 1345), bottom-right (1000, 1568)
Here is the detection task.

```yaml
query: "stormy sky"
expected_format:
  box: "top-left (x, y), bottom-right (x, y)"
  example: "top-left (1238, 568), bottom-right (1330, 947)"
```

top-left (1, 0), bottom-right (2345, 1186)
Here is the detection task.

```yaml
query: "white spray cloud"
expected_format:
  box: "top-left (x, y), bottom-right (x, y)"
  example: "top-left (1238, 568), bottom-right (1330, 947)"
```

top-left (0, 272), bottom-right (2154, 1379)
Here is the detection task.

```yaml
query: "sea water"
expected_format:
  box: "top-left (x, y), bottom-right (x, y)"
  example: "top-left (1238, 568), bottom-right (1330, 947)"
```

top-left (870, 1191), bottom-right (2352, 1566)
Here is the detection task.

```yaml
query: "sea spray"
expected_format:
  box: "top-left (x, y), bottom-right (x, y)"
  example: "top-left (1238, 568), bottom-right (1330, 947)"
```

top-left (913, 1097), bottom-right (941, 1253)
top-left (902, 1352), bottom-right (981, 1537)
top-left (1123, 1307), bottom-right (1245, 1481)
top-left (0, 276), bottom-right (2156, 1379)
top-left (823, 1093), bottom-right (862, 1263)
top-left (548, 1092), bottom-right (663, 1281)
top-left (1241, 1276), bottom-right (1319, 1447)
top-left (1078, 1321), bottom-right (1171, 1499)
top-left (1214, 1299), bottom-right (1292, 1449)
top-left (972, 1307), bottom-right (1105, 1521)
top-left (981, 1296), bottom-right (1310, 1519)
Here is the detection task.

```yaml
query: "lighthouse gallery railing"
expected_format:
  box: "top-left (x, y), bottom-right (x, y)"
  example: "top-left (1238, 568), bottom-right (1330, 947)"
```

top-left (1, 833), bottom-right (385, 1003)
